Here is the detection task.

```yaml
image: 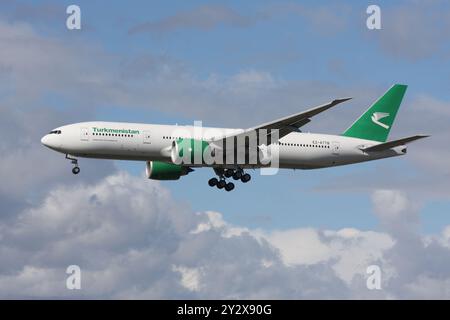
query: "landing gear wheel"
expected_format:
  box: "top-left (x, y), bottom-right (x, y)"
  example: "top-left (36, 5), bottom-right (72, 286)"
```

top-left (241, 173), bottom-right (251, 183)
top-left (224, 169), bottom-right (234, 178)
top-left (232, 171), bottom-right (242, 180)
top-left (225, 182), bottom-right (235, 192)
top-left (66, 155), bottom-right (80, 175)
top-left (208, 178), bottom-right (218, 187)
top-left (72, 167), bottom-right (80, 175)
top-left (217, 180), bottom-right (226, 189)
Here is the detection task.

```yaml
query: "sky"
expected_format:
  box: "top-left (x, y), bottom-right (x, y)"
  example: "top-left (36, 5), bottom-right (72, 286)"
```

top-left (0, 0), bottom-right (450, 299)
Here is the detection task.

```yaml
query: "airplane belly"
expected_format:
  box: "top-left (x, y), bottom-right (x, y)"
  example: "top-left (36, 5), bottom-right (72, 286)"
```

top-left (278, 147), bottom-right (335, 169)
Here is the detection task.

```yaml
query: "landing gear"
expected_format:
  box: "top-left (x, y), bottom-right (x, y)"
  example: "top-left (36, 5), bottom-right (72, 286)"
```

top-left (208, 168), bottom-right (251, 191)
top-left (224, 169), bottom-right (234, 178)
top-left (72, 166), bottom-right (80, 175)
top-left (66, 154), bottom-right (80, 175)
top-left (224, 182), bottom-right (235, 192)
top-left (241, 173), bottom-right (251, 183)
top-left (232, 170), bottom-right (242, 180)
top-left (217, 179), bottom-right (226, 189)
top-left (208, 177), bottom-right (218, 187)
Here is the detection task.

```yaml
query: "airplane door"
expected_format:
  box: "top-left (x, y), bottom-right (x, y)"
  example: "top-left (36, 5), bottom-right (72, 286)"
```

top-left (332, 141), bottom-right (340, 155)
top-left (143, 131), bottom-right (151, 145)
top-left (80, 127), bottom-right (89, 141)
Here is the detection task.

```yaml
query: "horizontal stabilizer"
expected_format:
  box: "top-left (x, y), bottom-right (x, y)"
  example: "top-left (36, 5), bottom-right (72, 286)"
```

top-left (362, 135), bottom-right (430, 152)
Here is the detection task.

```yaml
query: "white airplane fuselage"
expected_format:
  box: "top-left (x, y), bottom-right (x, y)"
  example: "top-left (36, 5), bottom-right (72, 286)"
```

top-left (41, 121), bottom-right (406, 170)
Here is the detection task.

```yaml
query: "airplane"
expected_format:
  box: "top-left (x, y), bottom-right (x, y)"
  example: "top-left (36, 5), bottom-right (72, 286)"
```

top-left (41, 84), bottom-right (428, 192)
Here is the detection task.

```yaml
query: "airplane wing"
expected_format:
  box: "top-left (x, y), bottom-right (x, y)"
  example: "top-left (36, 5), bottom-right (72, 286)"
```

top-left (211, 97), bottom-right (352, 145)
top-left (361, 135), bottom-right (430, 152)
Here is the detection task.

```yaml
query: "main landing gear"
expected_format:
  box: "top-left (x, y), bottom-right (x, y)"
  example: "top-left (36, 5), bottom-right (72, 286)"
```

top-left (208, 168), bottom-right (251, 192)
top-left (66, 154), bottom-right (80, 175)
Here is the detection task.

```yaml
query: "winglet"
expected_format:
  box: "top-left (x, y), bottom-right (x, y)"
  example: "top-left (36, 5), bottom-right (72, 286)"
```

top-left (333, 97), bottom-right (352, 104)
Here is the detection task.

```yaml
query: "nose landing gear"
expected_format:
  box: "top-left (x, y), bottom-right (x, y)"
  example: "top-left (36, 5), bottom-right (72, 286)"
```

top-left (208, 168), bottom-right (251, 192)
top-left (66, 154), bottom-right (80, 175)
top-left (72, 166), bottom-right (80, 175)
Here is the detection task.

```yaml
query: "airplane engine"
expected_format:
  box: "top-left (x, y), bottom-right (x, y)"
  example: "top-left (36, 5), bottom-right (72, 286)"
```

top-left (146, 161), bottom-right (192, 180)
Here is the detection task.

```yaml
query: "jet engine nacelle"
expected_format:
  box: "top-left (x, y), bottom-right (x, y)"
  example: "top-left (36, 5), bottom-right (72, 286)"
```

top-left (146, 161), bottom-right (192, 180)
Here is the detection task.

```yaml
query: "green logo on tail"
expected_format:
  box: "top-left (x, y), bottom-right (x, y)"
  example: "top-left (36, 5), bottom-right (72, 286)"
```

top-left (343, 84), bottom-right (407, 142)
top-left (371, 112), bottom-right (390, 129)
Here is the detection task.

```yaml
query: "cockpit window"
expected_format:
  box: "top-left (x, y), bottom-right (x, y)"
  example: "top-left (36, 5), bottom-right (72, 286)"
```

top-left (49, 130), bottom-right (62, 134)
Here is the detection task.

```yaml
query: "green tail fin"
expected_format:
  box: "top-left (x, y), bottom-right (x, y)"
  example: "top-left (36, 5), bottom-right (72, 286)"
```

top-left (342, 84), bottom-right (407, 142)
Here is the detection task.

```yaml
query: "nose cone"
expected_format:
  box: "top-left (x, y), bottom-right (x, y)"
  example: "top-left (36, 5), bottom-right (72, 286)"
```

top-left (41, 134), bottom-right (59, 150)
top-left (41, 134), bottom-right (50, 147)
top-left (41, 132), bottom-right (63, 151)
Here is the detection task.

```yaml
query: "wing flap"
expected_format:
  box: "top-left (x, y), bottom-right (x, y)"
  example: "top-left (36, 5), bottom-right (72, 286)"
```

top-left (213, 97), bottom-right (352, 143)
top-left (250, 98), bottom-right (352, 132)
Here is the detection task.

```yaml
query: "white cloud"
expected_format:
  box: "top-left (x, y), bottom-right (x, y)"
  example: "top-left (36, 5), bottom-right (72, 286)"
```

top-left (263, 228), bottom-right (394, 284)
top-left (0, 172), bottom-right (449, 299)
top-left (265, 228), bottom-right (333, 265)
top-left (442, 226), bottom-right (450, 245)
top-left (0, 171), bottom-right (354, 299)
top-left (372, 189), bottom-right (415, 222)
top-left (172, 265), bottom-right (201, 292)
top-left (191, 211), bottom-right (249, 238)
